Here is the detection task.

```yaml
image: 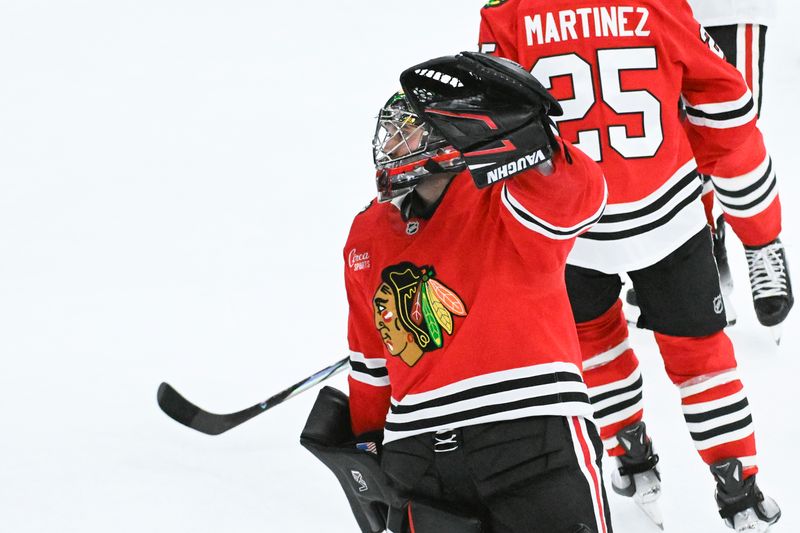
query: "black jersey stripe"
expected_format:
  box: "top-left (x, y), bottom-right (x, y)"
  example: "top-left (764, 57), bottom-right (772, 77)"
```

top-left (502, 186), bottom-right (605, 238)
top-left (580, 185), bottom-right (702, 241)
top-left (685, 97), bottom-right (754, 122)
top-left (689, 415), bottom-right (753, 442)
top-left (599, 170), bottom-right (699, 223)
top-left (389, 371), bottom-right (583, 415)
top-left (349, 360), bottom-right (389, 378)
top-left (713, 159), bottom-right (772, 199)
top-left (385, 391), bottom-right (590, 433)
top-left (683, 397), bottom-right (749, 424)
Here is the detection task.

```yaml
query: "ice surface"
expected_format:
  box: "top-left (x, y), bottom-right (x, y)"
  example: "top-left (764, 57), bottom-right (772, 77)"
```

top-left (0, 1), bottom-right (797, 532)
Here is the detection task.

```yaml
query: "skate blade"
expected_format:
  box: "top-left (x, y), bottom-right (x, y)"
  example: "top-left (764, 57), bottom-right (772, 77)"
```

top-left (733, 516), bottom-right (771, 533)
top-left (634, 498), bottom-right (664, 530)
top-left (770, 324), bottom-right (783, 346)
top-left (722, 292), bottom-right (737, 327)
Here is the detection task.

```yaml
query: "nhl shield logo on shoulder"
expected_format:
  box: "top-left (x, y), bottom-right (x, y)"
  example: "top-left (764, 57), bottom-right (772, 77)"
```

top-left (406, 221), bottom-right (420, 235)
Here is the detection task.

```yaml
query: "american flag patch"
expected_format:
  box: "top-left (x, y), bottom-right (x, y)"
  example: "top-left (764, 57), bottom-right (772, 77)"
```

top-left (356, 441), bottom-right (378, 455)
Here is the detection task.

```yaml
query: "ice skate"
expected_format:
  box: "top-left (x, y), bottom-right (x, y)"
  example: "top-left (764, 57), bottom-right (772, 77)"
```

top-left (611, 422), bottom-right (663, 529)
top-left (713, 215), bottom-right (737, 326)
top-left (711, 458), bottom-right (781, 532)
top-left (769, 324), bottom-right (783, 345)
top-left (745, 238), bottom-right (793, 344)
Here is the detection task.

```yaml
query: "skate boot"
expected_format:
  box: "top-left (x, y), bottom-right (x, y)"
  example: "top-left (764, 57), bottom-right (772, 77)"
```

top-left (745, 237), bottom-right (794, 344)
top-left (711, 458), bottom-right (781, 532)
top-left (611, 422), bottom-right (663, 529)
top-left (713, 215), bottom-right (737, 326)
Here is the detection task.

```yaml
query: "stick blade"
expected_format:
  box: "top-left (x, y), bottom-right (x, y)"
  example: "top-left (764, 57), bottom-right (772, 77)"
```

top-left (157, 382), bottom-right (229, 435)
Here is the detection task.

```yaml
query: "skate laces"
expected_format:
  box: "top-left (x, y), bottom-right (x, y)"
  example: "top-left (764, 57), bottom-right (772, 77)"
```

top-left (746, 242), bottom-right (788, 299)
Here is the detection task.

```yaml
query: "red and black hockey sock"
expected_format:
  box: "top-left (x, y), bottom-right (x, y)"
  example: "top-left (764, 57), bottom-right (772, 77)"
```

top-left (655, 331), bottom-right (758, 478)
top-left (578, 299), bottom-right (645, 457)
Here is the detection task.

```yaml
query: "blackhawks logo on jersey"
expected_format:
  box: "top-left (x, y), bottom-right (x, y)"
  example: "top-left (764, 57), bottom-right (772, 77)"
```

top-left (484, 0), bottom-right (508, 7)
top-left (372, 262), bottom-right (467, 367)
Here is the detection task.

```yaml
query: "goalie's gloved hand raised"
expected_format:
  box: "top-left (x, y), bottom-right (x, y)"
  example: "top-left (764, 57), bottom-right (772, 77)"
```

top-left (400, 51), bottom-right (564, 189)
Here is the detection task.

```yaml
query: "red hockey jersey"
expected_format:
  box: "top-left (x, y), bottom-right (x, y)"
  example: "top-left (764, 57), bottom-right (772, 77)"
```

top-left (345, 145), bottom-right (607, 443)
top-left (479, 0), bottom-right (780, 272)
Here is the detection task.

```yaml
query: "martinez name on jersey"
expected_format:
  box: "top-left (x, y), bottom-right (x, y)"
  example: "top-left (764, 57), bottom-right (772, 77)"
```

top-left (524, 6), bottom-right (651, 45)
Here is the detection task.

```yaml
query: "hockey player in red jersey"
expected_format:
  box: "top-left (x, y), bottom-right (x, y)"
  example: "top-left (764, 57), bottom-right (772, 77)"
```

top-left (303, 52), bottom-right (612, 533)
top-left (479, 0), bottom-right (782, 531)
top-left (688, 0), bottom-right (790, 338)
top-left (629, 0), bottom-right (790, 336)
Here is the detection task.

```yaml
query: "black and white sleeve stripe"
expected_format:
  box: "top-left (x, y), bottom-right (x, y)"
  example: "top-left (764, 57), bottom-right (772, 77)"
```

top-left (349, 351), bottom-right (390, 387)
top-left (580, 161), bottom-right (701, 242)
top-left (684, 90), bottom-right (757, 129)
top-left (711, 155), bottom-right (777, 218)
top-left (567, 159), bottom-right (707, 272)
top-left (501, 181), bottom-right (607, 240)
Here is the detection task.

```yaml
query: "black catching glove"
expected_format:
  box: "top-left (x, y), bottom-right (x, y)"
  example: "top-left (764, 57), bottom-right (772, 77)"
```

top-left (400, 51), bottom-right (564, 189)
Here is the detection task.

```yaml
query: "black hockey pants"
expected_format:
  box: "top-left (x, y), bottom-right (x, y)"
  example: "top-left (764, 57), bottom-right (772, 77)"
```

top-left (381, 415), bottom-right (613, 533)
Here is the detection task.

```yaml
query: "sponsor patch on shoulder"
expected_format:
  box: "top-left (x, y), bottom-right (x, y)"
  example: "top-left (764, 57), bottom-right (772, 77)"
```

top-left (484, 0), bottom-right (508, 7)
top-left (348, 248), bottom-right (371, 272)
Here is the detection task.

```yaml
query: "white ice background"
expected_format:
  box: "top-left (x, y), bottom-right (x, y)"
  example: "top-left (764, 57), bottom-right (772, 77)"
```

top-left (0, 1), bottom-right (798, 532)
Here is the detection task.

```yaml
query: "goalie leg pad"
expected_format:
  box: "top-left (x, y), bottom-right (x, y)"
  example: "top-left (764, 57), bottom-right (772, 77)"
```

top-left (300, 386), bottom-right (391, 533)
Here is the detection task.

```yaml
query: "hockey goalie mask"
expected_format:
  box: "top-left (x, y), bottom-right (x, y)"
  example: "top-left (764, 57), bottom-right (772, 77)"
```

top-left (373, 92), bottom-right (464, 203)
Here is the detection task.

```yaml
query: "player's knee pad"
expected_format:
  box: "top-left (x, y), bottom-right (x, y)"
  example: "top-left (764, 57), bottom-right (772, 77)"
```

top-left (397, 500), bottom-right (481, 533)
top-left (300, 386), bottom-right (391, 533)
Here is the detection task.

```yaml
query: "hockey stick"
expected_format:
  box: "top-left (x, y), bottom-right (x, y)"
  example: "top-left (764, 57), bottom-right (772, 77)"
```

top-left (157, 357), bottom-right (349, 435)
